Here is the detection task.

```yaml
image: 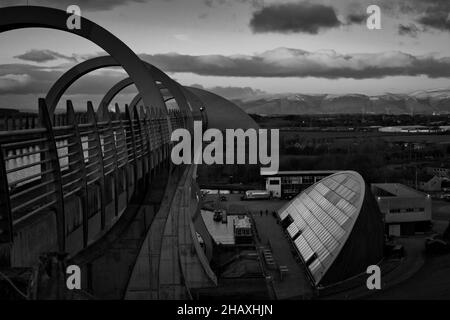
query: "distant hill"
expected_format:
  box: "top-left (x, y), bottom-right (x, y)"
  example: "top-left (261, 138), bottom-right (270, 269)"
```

top-left (233, 88), bottom-right (450, 115)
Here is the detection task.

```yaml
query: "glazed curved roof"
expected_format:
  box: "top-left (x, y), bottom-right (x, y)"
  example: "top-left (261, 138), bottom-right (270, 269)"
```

top-left (278, 171), bottom-right (365, 285)
top-left (185, 87), bottom-right (259, 130)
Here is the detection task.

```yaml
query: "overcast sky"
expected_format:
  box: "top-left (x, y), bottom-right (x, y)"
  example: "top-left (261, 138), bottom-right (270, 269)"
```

top-left (1, 0), bottom-right (450, 110)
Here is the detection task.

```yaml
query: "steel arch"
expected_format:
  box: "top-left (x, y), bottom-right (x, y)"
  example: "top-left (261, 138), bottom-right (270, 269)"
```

top-left (98, 77), bottom-right (135, 118)
top-left (44, 56), bottom-right (192, 127)
top-left (0, 6), bottom-right (166, 116)
top-left (99, 79), bottom-right (171, 116)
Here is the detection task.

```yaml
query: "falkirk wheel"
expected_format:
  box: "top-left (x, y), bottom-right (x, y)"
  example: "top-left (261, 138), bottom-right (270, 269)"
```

top-left (0, 5), bottom-right (258, 300)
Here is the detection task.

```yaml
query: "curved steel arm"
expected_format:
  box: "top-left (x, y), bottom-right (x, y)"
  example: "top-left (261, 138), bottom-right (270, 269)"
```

top-left (0, 6), bottom-right (165, 118)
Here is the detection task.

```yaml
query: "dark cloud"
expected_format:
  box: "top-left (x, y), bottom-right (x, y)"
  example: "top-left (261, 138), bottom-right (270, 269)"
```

top-left (398, 23), bottom-right (420, 37)
top-left (0, 63), bottom-right (126, 95)
top-left (249, 3), bottom-right (340, 34)
top-left (418, 11), bottom-right (450, 32)
top-left (3, 47), bottom-right (450, 98)
top-left (387, 0), bottom-right (450, 32)
top-left (0, 64), bottom-right (62, 95)
top-left (0, 0), bottom-right (145, 11)
top-left (14, 49), bottom-right (78, 63)
top-left (346, 13), bottom-right (366, 25)
top-left (140, 48), bottom-right (450, 79)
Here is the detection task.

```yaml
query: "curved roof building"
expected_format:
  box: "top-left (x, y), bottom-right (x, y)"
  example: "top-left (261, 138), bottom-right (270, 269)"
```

top-left (186, 87), bottom-right (259, 130)
top-left (278, 171), bottom-right (384, 287)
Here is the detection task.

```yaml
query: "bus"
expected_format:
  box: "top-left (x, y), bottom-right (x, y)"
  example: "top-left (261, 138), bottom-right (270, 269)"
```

top-left (241, 190), bottom-right (271, 201)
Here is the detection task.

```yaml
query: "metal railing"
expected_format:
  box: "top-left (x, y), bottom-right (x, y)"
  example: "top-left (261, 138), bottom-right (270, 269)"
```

top-left (0, 98), bottom-right (191, 266)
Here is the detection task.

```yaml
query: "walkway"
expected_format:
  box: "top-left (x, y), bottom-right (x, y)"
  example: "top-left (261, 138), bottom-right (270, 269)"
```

top-left (252, 213), bottom-right (314, 299)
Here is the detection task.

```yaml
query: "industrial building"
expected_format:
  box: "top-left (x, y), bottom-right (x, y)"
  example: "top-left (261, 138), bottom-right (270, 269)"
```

top-left (371, 183), bottom-right (432, 236)
top-left (262, 170), bottom-right (337, 199)
top-left (417, 174), bottom-right (442, 193)
top-left (277, 171), bottom-right (384, 287)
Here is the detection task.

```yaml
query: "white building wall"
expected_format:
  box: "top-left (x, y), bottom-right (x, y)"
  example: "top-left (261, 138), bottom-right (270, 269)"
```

top-left (265, 177), bottom-right (281, 198)
top-left (376, 195), bottom-right (432, 224)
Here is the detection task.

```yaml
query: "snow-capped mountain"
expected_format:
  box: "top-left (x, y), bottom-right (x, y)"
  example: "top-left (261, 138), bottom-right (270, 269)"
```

top-left (233, 88), bottom-right (450, 115)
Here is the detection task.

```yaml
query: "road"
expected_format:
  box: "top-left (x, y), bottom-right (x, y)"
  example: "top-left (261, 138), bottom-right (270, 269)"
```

top-left (370, 251), bottom-right (450, 299)
top-left (367, 200), bottom-right (450, 299)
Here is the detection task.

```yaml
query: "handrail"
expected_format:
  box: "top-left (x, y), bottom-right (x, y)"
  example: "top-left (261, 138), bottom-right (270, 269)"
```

top-left (86, 101), bottom-right (107, 230)
top-left (125, 105), bottom-right (139, 184)
top-left (38, 98), bottom-right (66, 253)
top-left (0, 128), bottom-right (46, 138)
top-left (0, 98), bottom-right (189, 269)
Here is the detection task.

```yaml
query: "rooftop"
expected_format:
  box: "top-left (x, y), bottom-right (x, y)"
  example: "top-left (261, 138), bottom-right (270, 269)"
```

top-left (278, 171), bottom-right (365, 285)
top-left (201, 210), bottom-right (246, 245)
top-left (371, 183), bottom-right (428, 198)
top-left (234, 216), bottom-right (251, 229)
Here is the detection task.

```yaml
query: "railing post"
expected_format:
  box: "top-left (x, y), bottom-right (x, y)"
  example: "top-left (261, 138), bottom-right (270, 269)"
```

top-left (66, 101), bottom-right (89, 248)
top-left (99, 105), bottom-right (119, 218)
top-left (11, 114), bottom-right (16, 130)
top-left (125, 104), bottom-right (139, 185)
top-left (133, 106), bottom-right (147, 178)
top-left (87, 101), bottom-right (107, 230)
top-left (113, 103), bottom-right (130, 202)
top-left (38, 98), bottom-right (66, 253)
top-left (140, 106), bottom-right (152, 177)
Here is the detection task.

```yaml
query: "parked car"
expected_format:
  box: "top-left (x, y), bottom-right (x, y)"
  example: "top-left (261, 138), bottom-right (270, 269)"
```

top-left (213, 209), bottom-right (226, 222)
